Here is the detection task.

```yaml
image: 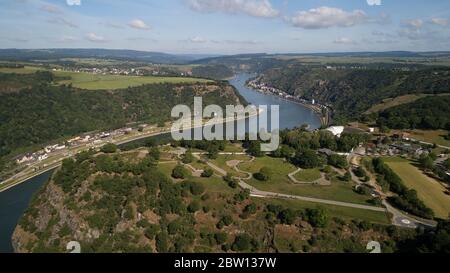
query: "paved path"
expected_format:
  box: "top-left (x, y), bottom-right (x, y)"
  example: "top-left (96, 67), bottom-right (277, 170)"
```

top-left (201, 156), bottom-right (388, 213)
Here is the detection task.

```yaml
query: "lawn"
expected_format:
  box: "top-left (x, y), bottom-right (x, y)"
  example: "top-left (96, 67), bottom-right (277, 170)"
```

top-left (54, 71), bottom-right (211, 90)
top-left (385, 159), bottom-right (450, 219)
top-left (240, 157), bottom-right (372, 205)
top-left (294, 168), bottom-right (322, 182)
top-left (209, 154), bottom-right (252, 178)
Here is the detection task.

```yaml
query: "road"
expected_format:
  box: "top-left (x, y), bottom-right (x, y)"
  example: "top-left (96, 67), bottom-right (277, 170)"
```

top-left (350, 151), bottom-right (437, 229)
top-left (0, 111), bottom-right (260, 193)
top-left (200, 155), bottom-right (388, 213)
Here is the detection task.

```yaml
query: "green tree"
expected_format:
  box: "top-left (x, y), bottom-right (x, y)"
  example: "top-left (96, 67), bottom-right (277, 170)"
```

top-left (254, 167), bottom-right (271, 181)
top-left (182, 150), bottom-right (194, 164)
top-left (201, 168), bottom-right (214, 178)
top-left (172, 165), bottom-right (189, 179)
top-left (232, 234), bottom-right (252, 251)
top-left (101, 143), bottom-right (118, 154)
top-left (149, 147), bottom-right (160, 161)
top-left (305, 207), bottom-right (329, 228)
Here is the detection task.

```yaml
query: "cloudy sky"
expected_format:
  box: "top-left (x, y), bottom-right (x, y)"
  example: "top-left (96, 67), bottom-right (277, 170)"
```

top-left (1, 0), bottom-right (450, 54)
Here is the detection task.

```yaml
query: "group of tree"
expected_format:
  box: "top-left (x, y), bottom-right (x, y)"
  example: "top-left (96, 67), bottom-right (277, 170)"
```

top-left (372, 158), bottom-right (434, 219)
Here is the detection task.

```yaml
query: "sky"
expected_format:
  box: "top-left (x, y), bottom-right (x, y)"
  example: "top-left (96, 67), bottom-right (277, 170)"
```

top-left (1, 0), bottom-right (450, 54)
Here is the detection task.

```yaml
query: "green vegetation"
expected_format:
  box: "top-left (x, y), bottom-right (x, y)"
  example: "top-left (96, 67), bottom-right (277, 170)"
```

top-left (0, 72), bottom-right (242, 162)
top-left (294, 168), bottom-right (321, 182)
top-left (383, 158), bottom-right (450, 219)
top-left (259, 66), bottom-right (450, 123)
top-left (372, 158), bottom-right (435, 219)
top-left (377, 96), bottom-right (450, 130)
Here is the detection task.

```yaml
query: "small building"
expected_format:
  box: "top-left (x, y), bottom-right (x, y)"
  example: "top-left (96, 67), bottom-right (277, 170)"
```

top-left (326, 126), bottom-right (345, 137)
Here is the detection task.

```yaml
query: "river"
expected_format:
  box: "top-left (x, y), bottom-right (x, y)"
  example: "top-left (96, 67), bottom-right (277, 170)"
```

top-left (0, 73), bottom-right (321, 253)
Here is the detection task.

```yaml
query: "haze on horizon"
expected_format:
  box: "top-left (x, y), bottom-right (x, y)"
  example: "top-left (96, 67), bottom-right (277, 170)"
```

top-left (1, 0), bottom-right (450, 55)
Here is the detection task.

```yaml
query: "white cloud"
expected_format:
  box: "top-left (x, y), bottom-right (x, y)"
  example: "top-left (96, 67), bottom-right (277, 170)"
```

top-left (431, 18), bottom-right (450, 27)
top-left (189, 36), bottom-right (208, 43)
top-left (367, 0), bottom-right (381, 6)
top-left (41, 4), bottom-right (62, 14)
top-left (333, 37), bottom-right (356, 45)
top-left (286, 7), bottom-right (367, 29)
top-left (47, 17), bottom-right (78, 28)
top-left (187, 0), bottom-right (279, 18)
top-left (406, 19), bottom-right (423, 29)
top-left (128, 19), bottom-right (151, 30)
top-left (66, 0), bottom-right (81, 6)
top-left (86, 33), bottom-right (106, 42)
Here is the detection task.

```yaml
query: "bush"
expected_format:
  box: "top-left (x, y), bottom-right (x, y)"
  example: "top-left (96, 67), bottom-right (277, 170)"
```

top-left (187, 200), bottom-right (201, 213)
top-left (201, 168), bottom-right (214, 178)
top-left (305, 207), bottom-right (329, 228)
top-left (254, 167), bottom-right (271, 181)
top-left (232, 234), bottom-right (252, 251)
top-left (172, 165), bottom-right (189, 179)
top-left (182, 150), bottom-right (194, 164)
top-left (101, 143), bottom-right (117, 154)
top-left (215, 233), bottom-right (228, 245)
top-left (149, 147), bottom-right (160, 161)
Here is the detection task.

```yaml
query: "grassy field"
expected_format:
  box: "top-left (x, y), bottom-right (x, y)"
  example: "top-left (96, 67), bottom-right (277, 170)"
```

top-left (209, 154), bottom-right (251, 178)
top-left (365, 94), bottom-right (429, 114)
top-left (54, 71), bottom-right (210, 90)
top-left (385, 158), bottom-right (450, 219)
top-left (0, 66), bottom-right (211, 90)
top-left (240, 157), bottom-right (372, 205)
top-left (294, 168), bottom-right (322, 182)
top-left (0, 66), bottom-right (42, 74)
top-left (256, 198), bottom-right (390, 225)
top-left (403, 129), bottom-right (450, 148)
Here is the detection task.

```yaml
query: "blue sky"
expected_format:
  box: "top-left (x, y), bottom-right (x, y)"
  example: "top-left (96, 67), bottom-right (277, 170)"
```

top-left (1, 0), bottom-right (450, 54)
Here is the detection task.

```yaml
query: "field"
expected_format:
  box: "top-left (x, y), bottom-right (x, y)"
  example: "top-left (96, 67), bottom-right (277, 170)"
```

top-left (294, 168), bottom-right (322, 182)
top-left (365, 94), bottom-right (429, 114)
top-left (256, 198), bottom-right (390, 225)
top-left (0, 66), bottom-right (211, 90)
top-left (54, 71), bottom-right (210, 90)
top-left (0, 66), bottom-right (42, 74)
top-left (239, 157), bottom-right (372, 205)
top-left (403, 129), bottom-right (450, 148)
top-left (385, 158), bottom-right (450, 219)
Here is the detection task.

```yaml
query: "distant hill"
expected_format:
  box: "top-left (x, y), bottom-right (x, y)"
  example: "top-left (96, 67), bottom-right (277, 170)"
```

top-left (0, 49), bottom-right (214, 64)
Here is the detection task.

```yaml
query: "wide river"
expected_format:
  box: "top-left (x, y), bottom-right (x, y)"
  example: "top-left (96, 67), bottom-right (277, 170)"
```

top-left (0, 73), bottom-right (321, 253)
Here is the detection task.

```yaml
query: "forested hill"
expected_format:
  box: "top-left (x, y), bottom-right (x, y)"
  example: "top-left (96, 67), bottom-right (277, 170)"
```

top-left (258, 66), bottom-right (450, 123)
top-left (377, 96), bottom-right (450, 130)
top-left (0, 72), bottom-right (243, 161)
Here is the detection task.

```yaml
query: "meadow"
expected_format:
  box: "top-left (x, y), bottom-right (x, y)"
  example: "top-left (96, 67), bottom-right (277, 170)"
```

top-left (385, 158), bottom-right (450, 219)
top-left (239, 157), bottom-right (372, 205)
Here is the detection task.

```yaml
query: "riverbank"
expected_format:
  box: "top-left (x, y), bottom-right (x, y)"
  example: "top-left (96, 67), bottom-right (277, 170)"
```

top-left (0, 110), bottom-right (262, 193)
top-left (243, 81), bottom-right (329, 127)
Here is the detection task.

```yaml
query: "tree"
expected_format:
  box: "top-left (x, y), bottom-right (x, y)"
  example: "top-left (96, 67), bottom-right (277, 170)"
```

top-left (224, 174), bottom-right (238, 188)
top-left (247, 141), bottom-right (264, 157)
top-left (182, 150), bottom-right (194, 164)
top-left (293, 149), bottom-right (321, 169)
top-left (189, 182), bottom-right (205, 195)
top-left (327, 154), bottom-right (349, 169)
top-left (155, 232), bottom-right (169, 253)
top-left (305, 207), bottom-right (329, 228)
top-left (278, 208), bottom-right (296, 225)
top-left (101, 143), bottom-right (117, 154)
top-left (254, 167), bottom-right (271, 181)
top-left (353, 166), bottom-right (366, 178)
top-left (214, 232), bottom-right (228, 245)
top-left (149, 147), bottom-right (160, 161)
top-left (187, 200), bottom-right (201, 213)
top-left (342, 171), bottom-right (352, 182)
top-left (232, 234), bottom-right (252, 251)
top-left (172, 165), bottom-right (189, 179)
top-left (445, 158), bottom-right (450, 170)
top-left (201, 168), bottom-right (214, 178)
top-left (419, 155), bottom-right (434, 170)
top-left (207, 145), bottom-right (219, 159)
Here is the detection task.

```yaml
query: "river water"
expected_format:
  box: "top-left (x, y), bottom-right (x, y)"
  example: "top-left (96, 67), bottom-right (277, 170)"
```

top-left (0, 73), bottom-right (321, 253)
